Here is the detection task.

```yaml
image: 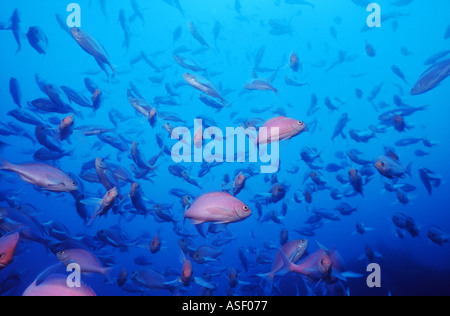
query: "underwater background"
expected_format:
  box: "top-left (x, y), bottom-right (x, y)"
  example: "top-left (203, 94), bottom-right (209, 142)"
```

top-left (0, 0), bottom-right (449, 296)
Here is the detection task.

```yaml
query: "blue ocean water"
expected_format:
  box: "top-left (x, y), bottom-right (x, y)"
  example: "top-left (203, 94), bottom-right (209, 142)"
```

top-left (0, 0), bottom-right (449, 296)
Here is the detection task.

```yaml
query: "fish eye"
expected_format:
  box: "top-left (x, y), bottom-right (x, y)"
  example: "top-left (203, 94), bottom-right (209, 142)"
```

top-left (242, 205), bottom-right (249, 212)
top-left (59, 251), bottom-right (65, 255)
top-left (0, 253), bottom-right (5, 259)
top-left (298, 121), bottom-right (304, 125)
top-left (72, 182), bottom-right (77, 186)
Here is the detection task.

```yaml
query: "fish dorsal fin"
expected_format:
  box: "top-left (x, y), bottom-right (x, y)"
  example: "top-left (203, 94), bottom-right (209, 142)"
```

top-left (35, 263), bottom-right (64, 286)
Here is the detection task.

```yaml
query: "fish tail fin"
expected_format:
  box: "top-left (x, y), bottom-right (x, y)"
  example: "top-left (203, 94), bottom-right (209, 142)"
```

top-left (256, 272), bottom-right (275, 287)
top-left (0, 158), bottom-right (12, 170)
top-left (279, 249), bottom-right (295, 274)
top-left (407, 162), bottom-right (413, 179)
top-left (103, 267), bottom-right (115, 285)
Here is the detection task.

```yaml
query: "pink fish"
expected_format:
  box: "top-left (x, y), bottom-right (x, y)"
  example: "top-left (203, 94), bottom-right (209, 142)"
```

top-left (0, 232), bottom-right (20, 269)
top-left (258, 116), bottom-right (307, 146)
top-left (281, 248), bottom-right (332, 282)
top-left (56, 248), bottom-right (112, 282)
top-left (257, 239), bottom-right (309, 283)
top-left (23, 272), bottom-right (96, 296)
top-left (0, 159), bottom-right (78, 192)
top-left (184, 192), bottom-right (251, 225)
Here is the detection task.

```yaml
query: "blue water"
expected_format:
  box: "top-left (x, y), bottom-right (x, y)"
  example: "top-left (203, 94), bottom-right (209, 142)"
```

top-left (1, 0), bottom-right (449, 296)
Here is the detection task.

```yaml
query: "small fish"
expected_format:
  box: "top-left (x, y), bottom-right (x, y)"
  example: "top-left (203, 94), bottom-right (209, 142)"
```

top-left (26, 26), bottom-right (48, 55)
top-left (10, 9), bottom-right (21, 53)
top-left (349, 169), bottom-right (364, 196)
top-left (57, 249), bottom-right (112, 281)
top-left (427, 226), bottom-right (449, 246)
top-left (82, 187), bottom-right (118, 225)
top-left (9, 78), bottom-right (21, 108)
top-left (244, 79), bottom-right (278, 95)
top-left (0, 159), bottom-right (77, 192)
top-left (365, 41), bottom-right (376, 57)
top-left (188, 21), bottom-right (210, 48)
top-left (70, 27), bottom-right (116, 77)
top-left (391, 65), bottom-right (409, 85)
top-left (375, 156), bottom-right (412, 179)
top-left (331, 113), bottom-right (349, 141)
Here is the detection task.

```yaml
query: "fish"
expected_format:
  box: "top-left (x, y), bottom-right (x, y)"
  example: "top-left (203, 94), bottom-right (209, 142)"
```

top-left (26, 26), bottom-right (48, 55)
top-left (0, 159), bottom-right (78, 192)
top-left (98, 134), bottom-right (129, 152)
top-left (23, 268), bottom-right (96, 296)
top-left (35, 126), bottom-right (63, 153)
top-left (349, 129), bottom-right (376, 143)
top-left (82, 187), bottom-right (119, 225)
top-left (33, 148), bottom-right (73, 161)
top-left (375, 156), bottom-right (412, 179)
top-left (257, 239), bottom-right (309, 283)
top-left (10, 9), bottom-right (21, 53)
top-left (118, 10), bottom-right (131, 51)
top-left (348, 169), bottom-right (364, 196)
top-left (427, 226), bottom-right (449, 246)
top-left (365, 41), bottom-right (376, 57)
top-left (8, 109), bottom-right (44, 126)
top-left (183, 73), bottom-right (225, 103)
top-left (31, 98), bottom-right (71, 114)
top-left (244, 79), bottom-right (278, 95)
top-left (57, 248), bottom-right (112, 281)
top-left (174, 55), bottom-right (205, 72)
top-left (70, 27), bottom-right (116, 77)
top-left (411, 58), bottom-right (450, 95)
top-left (9, 78), bottom-right (21, 108)
top-left (131, 268), bottom-right (178, 293)
top-left (424, 50), bottom-right (450, 65)
top-left (331, 113), bottom-right (349, 141)
top-left (184, 192), bottom-right (252, 225)
top-left (258, 117), bottom-right (307, 145)
top-left (56, 115), bottom-right (75, 142)
top-left (192, 245), bottom-right (223, 264)
top-left (61, 86), bottom-right (93, 108)
top-left (0, 233), bottom-right (20, 270)
top-left (391, 65), bottom-right (409, 85)
top-left (280, 247), bottom-right (332, 282)
top-left (188, 21), bottom-right (210, 48)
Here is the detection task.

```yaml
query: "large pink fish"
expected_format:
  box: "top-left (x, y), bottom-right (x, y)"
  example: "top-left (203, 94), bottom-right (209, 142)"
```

top-left (56, 249), bottom-right (112, 282)
top-left (0, 159), bottom-right (78, 192)
top-left (258, 116), bottom-right (307, 146)
top-left (184, 192), bottom-right (251, 225)
top-left (23, 273), bottom-right (96, 296)
top-left (0, 232), bottom-right (20, 270)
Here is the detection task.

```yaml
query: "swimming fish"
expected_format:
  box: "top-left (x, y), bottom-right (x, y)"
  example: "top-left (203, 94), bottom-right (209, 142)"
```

top-left (184, 192), bottom-right (251, 225)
